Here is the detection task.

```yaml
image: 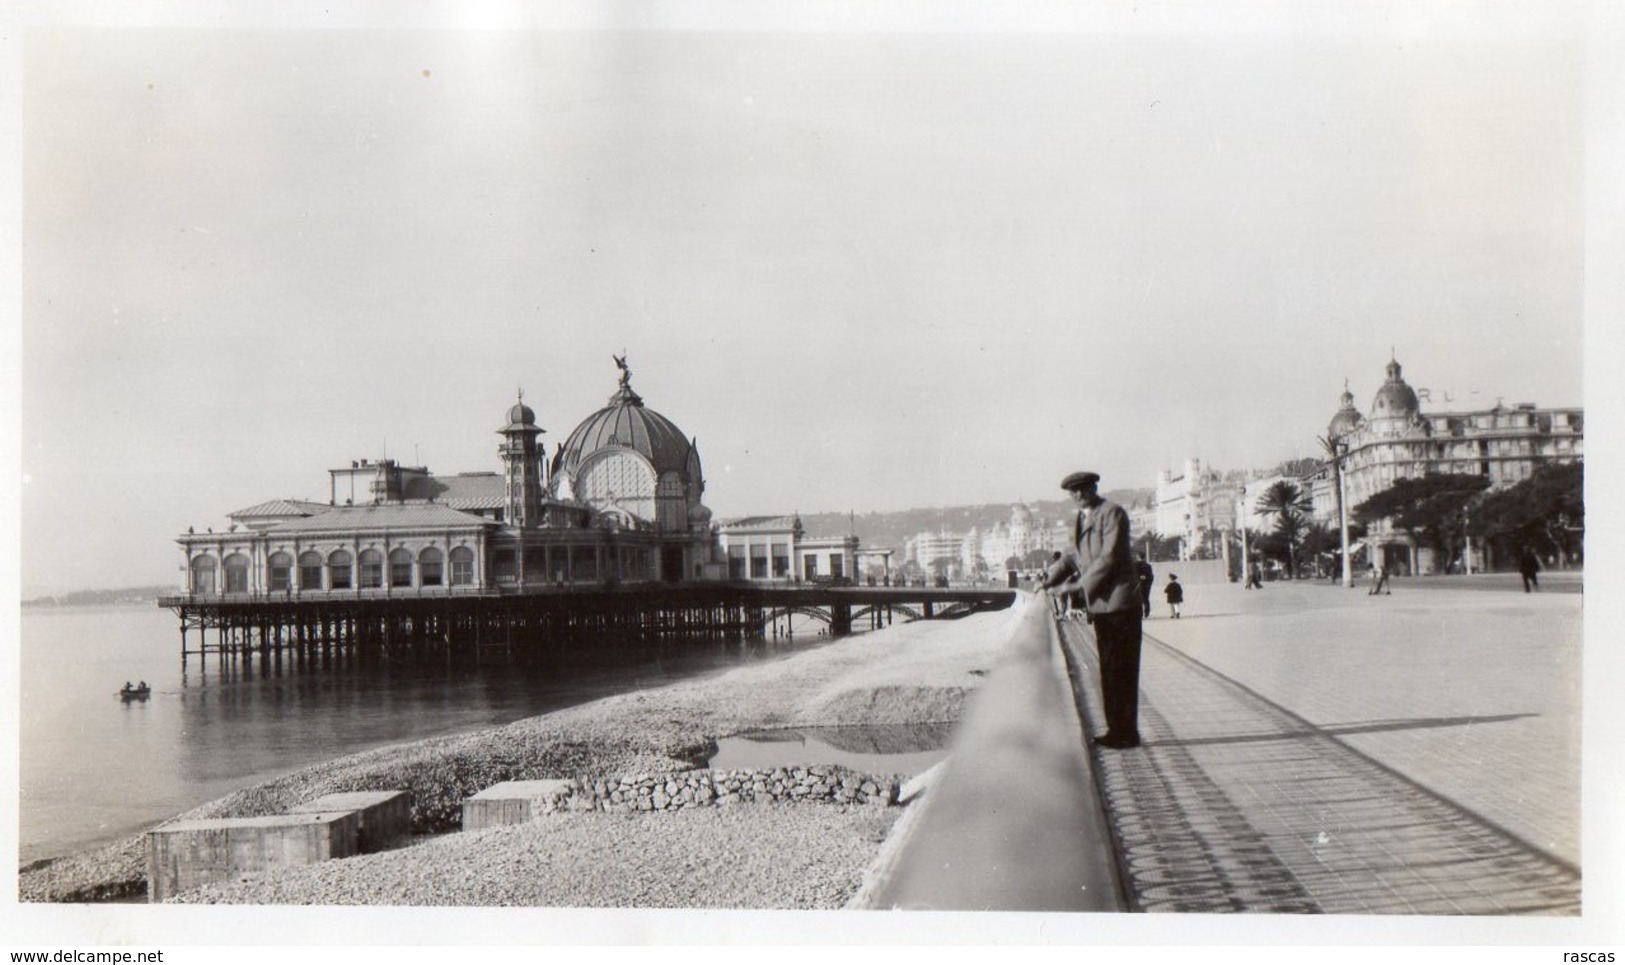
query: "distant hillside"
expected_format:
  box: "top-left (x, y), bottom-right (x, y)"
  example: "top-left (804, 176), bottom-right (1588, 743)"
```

top-left (800, 489), bottom-right (1150, 552)
top-left (22, 586), bottom-right (180, 609)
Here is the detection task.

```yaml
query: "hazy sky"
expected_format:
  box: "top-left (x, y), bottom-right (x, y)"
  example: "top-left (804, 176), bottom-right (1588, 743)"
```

top-left (13, 2), bottom-right (1594, 594)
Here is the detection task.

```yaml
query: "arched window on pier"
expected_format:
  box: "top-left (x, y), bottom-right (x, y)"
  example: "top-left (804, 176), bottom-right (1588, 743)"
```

top-left (389, 548), bottom-right (413, 588)
top-left (299, 551), bottom-right (324, 591)
top-left (222, 554), bottom-right (250, 594)
top-left (419, 547), bottom-right (444, 586)
top-left (190, 554), bottom-right (217, 595)
top-left (328, 550), bottom-right (354, 590)
top-left (449, 546), bottom-right (474, 586)
top-left (359, 549), bottom-right (384, 588)
top-left (268, 552), bottom-right (293, 592)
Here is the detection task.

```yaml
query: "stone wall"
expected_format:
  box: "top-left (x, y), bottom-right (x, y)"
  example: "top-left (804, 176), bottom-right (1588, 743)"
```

top-left (540, 765), bottom-right (900, 814)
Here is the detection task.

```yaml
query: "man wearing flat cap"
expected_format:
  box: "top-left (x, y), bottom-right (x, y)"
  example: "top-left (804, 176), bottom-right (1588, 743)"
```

top-left (1040, 470), bottom-right (1143, 749)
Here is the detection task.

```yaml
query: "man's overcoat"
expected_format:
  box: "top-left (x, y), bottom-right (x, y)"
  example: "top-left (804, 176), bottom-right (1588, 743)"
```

top-left (1055, 498), bottom-right (1140, 615)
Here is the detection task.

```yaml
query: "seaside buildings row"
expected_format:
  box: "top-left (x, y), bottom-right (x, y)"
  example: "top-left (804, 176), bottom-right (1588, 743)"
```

top-left (897, 355), bottom-right (1582, 580)
top-left (901, 505), bottom-right (1072, 580)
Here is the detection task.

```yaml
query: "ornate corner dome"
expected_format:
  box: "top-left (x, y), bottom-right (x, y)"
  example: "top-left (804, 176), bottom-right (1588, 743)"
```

top-left (1370, 356), bottom-right (1420, 422)
top-left (502, 390), bottom-right (540, 433)
top-left (549, 357), bottom-right (707, 532)
top-left (1327, 381), bottom-right (1364, 438)
top-left (505, 402), bottom-right (536, 429)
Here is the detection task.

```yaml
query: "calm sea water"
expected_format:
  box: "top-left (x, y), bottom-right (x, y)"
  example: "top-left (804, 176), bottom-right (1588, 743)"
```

top-left (18, 604), bottom-right (816, 865)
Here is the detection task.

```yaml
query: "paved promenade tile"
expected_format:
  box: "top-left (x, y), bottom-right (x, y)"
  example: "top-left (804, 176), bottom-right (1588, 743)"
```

top-left (1058, 575), bottom-right (1582, 915)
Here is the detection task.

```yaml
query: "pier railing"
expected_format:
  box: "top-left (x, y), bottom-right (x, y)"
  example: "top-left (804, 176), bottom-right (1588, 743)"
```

top-left (160, 582), bottom-right (770, 607)
top-left (158, 583), bottom-right (1017, 610)
top-left (156, 586), bottom-right (493, 607)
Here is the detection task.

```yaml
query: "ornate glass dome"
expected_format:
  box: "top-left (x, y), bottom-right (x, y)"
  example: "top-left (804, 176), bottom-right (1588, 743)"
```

top-left (549, 359), bottom-right (706, 532)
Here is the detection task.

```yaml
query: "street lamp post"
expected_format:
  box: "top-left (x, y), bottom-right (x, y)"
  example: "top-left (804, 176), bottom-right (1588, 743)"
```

top-left (1463, 506), bottom-right (1474, 575)
top-left (1335, 440), bottom-right (1353, 588)
top-left (1238, 486), bottom-right (1249, 584)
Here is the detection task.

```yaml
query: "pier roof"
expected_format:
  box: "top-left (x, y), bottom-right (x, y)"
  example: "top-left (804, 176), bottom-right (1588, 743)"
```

top-left (717, 515), bottom-right (802, 532)
top-left (228, 499), bottom-right (330, 520)
top-left (400, 472), bottom-right (505, 509)
top-left (264, 503), bottom-right (493, 534)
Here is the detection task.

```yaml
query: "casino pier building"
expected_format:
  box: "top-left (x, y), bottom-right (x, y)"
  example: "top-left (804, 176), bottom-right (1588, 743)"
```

top-left (165, 361), bottom-right (738, 663)
top-left (177, 361), bottom-right (717, 599)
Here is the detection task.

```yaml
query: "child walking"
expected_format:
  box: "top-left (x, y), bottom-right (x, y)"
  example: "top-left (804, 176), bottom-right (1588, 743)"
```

top-left (1164, 574), bottom-right (1184, 619)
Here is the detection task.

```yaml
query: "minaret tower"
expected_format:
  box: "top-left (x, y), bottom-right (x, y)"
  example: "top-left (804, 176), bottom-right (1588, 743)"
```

top-left (498, 390), bottom-right (546, 528)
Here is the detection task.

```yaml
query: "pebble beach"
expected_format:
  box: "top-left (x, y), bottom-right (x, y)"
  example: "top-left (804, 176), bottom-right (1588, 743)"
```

top-left (20, 603), bottom-right (1021, 908)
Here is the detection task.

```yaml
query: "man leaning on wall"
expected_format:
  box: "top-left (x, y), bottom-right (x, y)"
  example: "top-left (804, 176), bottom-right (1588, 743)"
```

top-left (1039, 471), bottom-right (1144, 750)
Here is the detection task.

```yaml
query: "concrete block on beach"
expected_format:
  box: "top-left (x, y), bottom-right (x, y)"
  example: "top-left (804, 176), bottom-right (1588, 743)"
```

top-left (146, 811), bottom-right (360, 902)
top-left (462, 779), bottom-right (578, 831)
top-left (289, 790), bottom-right (413, 853)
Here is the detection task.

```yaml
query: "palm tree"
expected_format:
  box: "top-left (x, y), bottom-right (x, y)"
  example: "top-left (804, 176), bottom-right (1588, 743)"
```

top-left (1316, 434), bottom-right (1352, 586)
top-left (1299, 520), bottom-right (1339, 577)
top-left (1255, 480), bottom-right (1313, 577)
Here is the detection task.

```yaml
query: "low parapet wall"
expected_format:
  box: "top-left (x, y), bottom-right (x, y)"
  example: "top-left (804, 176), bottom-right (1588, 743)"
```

top-left (853, 593), bottom-right (1126, 911)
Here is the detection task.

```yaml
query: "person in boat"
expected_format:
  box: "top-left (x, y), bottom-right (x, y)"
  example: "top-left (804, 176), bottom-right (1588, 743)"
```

top-left (137, 680), bottom-right (147, 690)
top-left (123, 681), bottom-right (134, 692)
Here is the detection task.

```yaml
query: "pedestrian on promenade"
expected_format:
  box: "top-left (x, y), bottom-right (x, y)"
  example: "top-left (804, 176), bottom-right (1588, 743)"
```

top-left (1039, 470), bottom-right (1143, 750)
top-left (1135, 554), bottom-right (1155, 618)
top-left (1164, 574), bottom-right (1183, 619)
top-left (1245, 559), bottom-right (1263, 590)
top-left (1518, 546), bottom-right (1543, 593)
top-left (1368, 560), bottom-right (1390, 595)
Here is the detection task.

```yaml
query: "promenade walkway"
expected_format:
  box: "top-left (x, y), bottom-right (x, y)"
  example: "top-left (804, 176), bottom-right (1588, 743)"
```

top-left (1061, 573), bottom-right (1583, 915)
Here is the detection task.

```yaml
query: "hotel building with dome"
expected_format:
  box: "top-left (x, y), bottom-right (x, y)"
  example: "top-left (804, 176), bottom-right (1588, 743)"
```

top-left (1310, 355), bottom-right (1583, 573)
top-left (1135, 354), bottom-right (1582, 577)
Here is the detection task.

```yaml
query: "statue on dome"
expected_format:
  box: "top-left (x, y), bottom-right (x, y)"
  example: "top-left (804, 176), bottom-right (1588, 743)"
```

top-left (613, 353), bottom-right (631, 388)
